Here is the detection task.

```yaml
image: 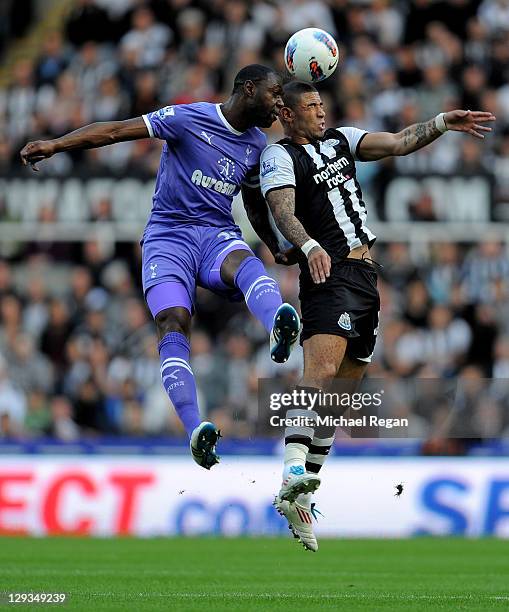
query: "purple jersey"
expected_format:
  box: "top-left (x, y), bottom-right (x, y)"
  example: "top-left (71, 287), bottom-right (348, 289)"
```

top-left (143, 102), bottom-right (266, 228)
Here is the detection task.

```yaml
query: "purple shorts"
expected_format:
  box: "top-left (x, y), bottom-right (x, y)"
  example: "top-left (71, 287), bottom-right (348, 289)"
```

top-left (141, 223), bottom-right (253, 315)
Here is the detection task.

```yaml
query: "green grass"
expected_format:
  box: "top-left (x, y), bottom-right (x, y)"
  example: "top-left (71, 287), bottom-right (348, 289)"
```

top-left (1, 538), bottom-right (508, 611)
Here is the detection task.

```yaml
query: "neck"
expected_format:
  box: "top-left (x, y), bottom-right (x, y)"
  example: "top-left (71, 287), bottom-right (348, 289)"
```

top-left (284, 130), bottom-right (311, 145)
top-left (292, 135), bottom-right (312, 144)
top-left (220, 96), bottom-right (250, 132)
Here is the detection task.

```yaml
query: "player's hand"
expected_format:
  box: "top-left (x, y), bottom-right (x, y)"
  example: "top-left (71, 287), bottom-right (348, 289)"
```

top-left (20, 140), bottom-right (56, 171)
top-left (274, 246), bottom-right (300, 266)
top-left (308, 246), bottom-right (331, 284)
top-left (444, 110), bottom-right (496, 139)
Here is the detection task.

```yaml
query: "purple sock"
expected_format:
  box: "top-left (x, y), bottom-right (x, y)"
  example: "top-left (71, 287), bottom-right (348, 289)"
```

top-left (159, 332), bottom-right (201, 437)
top-left (234, 257), bottom-right (282, 333)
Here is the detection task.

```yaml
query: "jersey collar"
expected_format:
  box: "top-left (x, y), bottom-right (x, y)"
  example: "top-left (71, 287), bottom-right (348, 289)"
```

top-left (216, 104), bottom-right (243, 135)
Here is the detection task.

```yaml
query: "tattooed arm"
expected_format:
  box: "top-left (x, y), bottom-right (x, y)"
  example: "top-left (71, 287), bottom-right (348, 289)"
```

top-left (266, 187), bottom-right (331, 283)
top-left (357, 110), bottom-right (496, 161)
top-left (266, 187), bottom-right (309, 248)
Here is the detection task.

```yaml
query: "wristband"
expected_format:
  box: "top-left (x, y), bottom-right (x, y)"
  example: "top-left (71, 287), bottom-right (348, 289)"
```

top-left (435, 112), bottom-right (448, 133)
top-left (301, 239), bottom-right (320, 258)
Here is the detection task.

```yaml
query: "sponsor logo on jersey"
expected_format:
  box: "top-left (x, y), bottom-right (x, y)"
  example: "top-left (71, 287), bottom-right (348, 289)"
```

top-left (261, 157), bottom-right (277, 177)
top-left (156, 106), bottom-right (175, 119)
top-left (313, 156), bottom-right (350, 189)
top-left (201, 131), bottom-right (213, 144)
top-left (190, 156), bottom-right (237, 195)
top-left (338, 312), bottom-right (352, 331)
top-left (323, 138), bottom-right (340, 148)
top-left (218, 157), bottom-right (236, 181)
top-left (191, 170), bottom-right (236, 195)
top-left (320, 139), bottom-right (341, 159)
top-left (150, 263), bottom-right (158, 279)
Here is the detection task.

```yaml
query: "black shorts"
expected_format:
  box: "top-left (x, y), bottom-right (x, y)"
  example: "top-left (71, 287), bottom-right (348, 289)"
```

top-left (299, 259), bottom-right (380, 362)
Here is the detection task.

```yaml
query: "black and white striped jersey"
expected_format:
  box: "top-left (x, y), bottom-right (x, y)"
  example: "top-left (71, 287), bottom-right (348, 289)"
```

top-left (260, 127), bottom-right (376, 263)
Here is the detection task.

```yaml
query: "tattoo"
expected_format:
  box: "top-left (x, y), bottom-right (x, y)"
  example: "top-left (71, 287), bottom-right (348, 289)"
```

top-left (399, 118), bottom-right (441, 155)
top-left (242, 186), bottom-right (280, 254)
top-left (266, 188), bottom-right (309, 248)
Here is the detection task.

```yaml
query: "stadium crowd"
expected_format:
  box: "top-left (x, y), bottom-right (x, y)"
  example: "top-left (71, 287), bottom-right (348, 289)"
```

top-left (1, 0), bottom-right (509, 444)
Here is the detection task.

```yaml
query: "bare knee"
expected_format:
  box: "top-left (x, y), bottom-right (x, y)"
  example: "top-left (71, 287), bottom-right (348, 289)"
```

top-left (302, 360), bottom-right (338, 388)
top-left (155, 306), bottom-right (191, 341)
top-left (220, 249), bottom-right (253, 286)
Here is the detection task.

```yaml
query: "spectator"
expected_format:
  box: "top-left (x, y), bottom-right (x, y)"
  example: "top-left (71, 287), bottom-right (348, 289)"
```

top-left (40, 298), bottom-right (73, 373)
top-left (49, 396), bottom-right (80, 441)
top-left (0, 355), bottom-right (26, 435)
top-left (65, 0), bottom-right (112, 47)
top-left (120, 6), bottom-right (172, 69)
top-left (0, 0), bottom-right (506, 444)
top-left (34, 32), bottom-right (70, 87)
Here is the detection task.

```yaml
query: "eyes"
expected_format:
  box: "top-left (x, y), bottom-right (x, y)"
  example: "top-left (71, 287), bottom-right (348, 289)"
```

top-left (306, 103), bottom-right (324, 110)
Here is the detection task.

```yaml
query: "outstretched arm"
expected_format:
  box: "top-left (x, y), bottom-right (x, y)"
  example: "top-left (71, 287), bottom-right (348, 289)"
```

top-left (266, 187), bottom-right (330, 284)
top-left (358, 110), bottom-right (496, 161)
top-left (20, 117), bottom-right (149, 170)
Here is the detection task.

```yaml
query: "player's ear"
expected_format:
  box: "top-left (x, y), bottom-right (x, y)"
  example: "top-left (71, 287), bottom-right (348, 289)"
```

top-left (243, 80), bottom-right (256, 98)
top-left (279, 106), bottom-right (294, 123)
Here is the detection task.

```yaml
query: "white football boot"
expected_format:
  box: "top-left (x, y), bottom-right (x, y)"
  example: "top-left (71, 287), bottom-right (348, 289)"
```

top-left (278, 465), bottom-right (321, 503)
top-left (274, 495), bottom-right (322, 552)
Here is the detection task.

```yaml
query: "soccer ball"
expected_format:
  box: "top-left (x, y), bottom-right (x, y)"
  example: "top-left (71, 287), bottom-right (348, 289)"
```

top-left (284, 28), bottom-right (339, 83)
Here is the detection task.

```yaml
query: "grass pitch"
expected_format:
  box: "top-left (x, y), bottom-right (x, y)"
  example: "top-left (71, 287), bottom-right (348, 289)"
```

top-left (2, 537), bottom-right (508, 611)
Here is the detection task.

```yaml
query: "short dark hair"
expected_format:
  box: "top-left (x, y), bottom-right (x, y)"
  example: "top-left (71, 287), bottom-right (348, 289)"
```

top-left (283, 80), bottom-right (318, 109)
top-left (232, 64), bottom-right (279, 94)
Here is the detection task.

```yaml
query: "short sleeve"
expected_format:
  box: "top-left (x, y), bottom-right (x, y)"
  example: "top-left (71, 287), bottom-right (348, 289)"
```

top-left (242, 130), bottom-right (267, 189)
top-left (243, 164), bottom-right (261, 189)
top-left (336, 126), bottom-right (368, 160)
top-left (143, 105), bottom-right (185, 142)
top-left (259, 144), bottom-right (296, 198)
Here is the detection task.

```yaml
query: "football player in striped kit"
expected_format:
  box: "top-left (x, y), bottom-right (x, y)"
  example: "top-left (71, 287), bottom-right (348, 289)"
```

top-left (261, 80), bottom-right (495, 551)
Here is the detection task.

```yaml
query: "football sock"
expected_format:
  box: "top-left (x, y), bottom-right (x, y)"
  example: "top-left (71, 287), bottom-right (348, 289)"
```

top-left (234, 256), bottom-right (282, 333)
top-left (158, 332), bottom-right (201, 437)
top-left (283, 385), bottom-right (319, 479)
top-left (305, 430), bottom-right (336, 474)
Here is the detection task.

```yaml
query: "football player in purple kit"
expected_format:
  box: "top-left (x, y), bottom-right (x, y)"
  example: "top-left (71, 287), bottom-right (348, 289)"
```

top-left (20, 65), bottom-right (300, 469)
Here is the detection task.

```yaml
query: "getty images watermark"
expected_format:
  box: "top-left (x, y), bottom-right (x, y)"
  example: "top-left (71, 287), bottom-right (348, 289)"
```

top-left (268, 387), bottom-right (409, 431)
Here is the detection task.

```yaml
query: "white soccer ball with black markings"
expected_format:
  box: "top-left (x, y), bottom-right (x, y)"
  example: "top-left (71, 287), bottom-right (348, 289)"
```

top-left (284, 28), bottom-right (339, 83)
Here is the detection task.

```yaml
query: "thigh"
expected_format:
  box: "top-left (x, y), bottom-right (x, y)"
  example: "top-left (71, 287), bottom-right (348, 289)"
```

top-left (198, 227), bottom-right (253, 300)
top-left (299, 281), bottom-right (358, 345)
top-left (146, 281), bottom-right (193, 318)
top-left (345, 302), bottom-right (379, 364)
top-left (300, 262), bottom-right (379, 364)
top-left (142, 224), bottom-right (200, 307)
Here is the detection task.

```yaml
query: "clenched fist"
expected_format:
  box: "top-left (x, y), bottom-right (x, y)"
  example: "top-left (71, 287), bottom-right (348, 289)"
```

top-left (20, 140), bottom-right (56, 171)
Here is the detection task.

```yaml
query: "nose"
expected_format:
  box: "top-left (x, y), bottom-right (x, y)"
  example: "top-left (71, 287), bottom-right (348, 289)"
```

top-left (317, 107), bottom-right (325, 118)
top-left (275, 96), bottom-right (284, 110)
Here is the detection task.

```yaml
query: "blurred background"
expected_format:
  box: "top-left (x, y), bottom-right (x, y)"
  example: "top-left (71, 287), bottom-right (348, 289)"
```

top-left (0, 0), bottom-right (509, 537)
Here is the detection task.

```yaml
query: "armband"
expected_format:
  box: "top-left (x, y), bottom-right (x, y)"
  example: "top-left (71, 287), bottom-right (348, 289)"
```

top-left (301, 239), bottom-right (321, 258)
top-left (435, 113), bottom-right (448, 134)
